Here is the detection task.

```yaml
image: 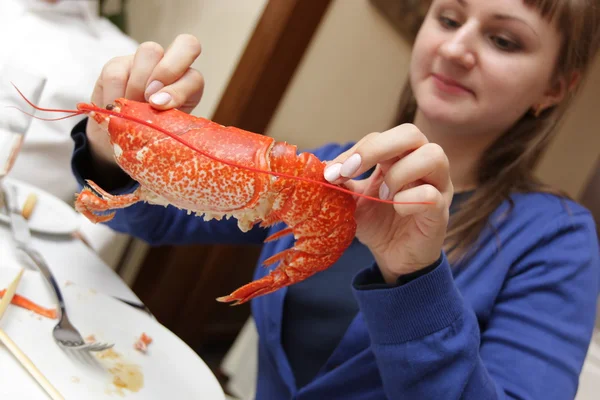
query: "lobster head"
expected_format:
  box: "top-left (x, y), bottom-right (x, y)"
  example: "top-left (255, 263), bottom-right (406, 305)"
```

top-left (81, 98), bottom-right (189, 154)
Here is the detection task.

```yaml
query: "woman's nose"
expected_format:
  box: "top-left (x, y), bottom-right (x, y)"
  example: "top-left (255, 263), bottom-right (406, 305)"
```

top-left (438, 27), bottom-right (477, 69)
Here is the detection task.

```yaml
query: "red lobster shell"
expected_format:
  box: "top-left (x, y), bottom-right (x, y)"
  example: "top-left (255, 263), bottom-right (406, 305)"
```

top-left (75, 99), bottom-right (357, 305)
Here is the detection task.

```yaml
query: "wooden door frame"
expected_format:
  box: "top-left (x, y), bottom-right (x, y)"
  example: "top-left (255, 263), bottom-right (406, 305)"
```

top-left (129, 0), bottom-right (334, 350)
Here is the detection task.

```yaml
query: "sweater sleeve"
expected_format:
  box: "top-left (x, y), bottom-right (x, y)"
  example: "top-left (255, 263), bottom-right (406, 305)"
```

top-left (69, 118), bottom-right (268, 246)
top-left (352, 211), bottom-right (599, 400)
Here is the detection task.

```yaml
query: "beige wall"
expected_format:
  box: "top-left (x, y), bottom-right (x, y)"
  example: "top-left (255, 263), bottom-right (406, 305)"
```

top-left (535, 54), bottom-right (600, 198)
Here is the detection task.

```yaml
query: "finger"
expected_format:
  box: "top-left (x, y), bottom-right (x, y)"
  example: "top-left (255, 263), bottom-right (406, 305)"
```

top-left (98, 55), bottom-right (134, 108)
top-left (91, 75), bottom-right (104, 108)
top-left (323, 132), bottom-right (380, 182)
top-left (340, 170), bottom-right (381, 202)
top-left (391, 184), bottom-right (449, 224)
top-left (345, 123), bottom-right (428, 178)
top-left (149, 67), bottom-right (205, 112)
top-left (380, 143), bottom-right (452, 205)
top-left (324, 124), bottom-right (428, 183)
top-left (145, 34), bottom-right (201, 96)
top-left (122, 41), bottom-right (165, 102)
top-left (325, 132), bottom-right (378, 165)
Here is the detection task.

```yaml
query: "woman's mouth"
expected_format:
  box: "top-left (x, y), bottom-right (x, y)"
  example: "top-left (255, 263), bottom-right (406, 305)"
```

top-left (431, 74), bottom-right (474, 96)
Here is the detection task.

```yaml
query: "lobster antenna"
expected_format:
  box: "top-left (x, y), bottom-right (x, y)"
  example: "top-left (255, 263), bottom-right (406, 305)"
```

top-left (4, 106), bottom-right (81, 121)
top-left (77, 103), bottom-right (434, 207)
top-left (10, 82), bottom-right (82, 115)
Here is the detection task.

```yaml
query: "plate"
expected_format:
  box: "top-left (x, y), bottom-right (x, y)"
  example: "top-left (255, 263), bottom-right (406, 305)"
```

top-left (0, 177), bottom-right (80, 235)
top-left (0, 268), bottom-right (226, 399)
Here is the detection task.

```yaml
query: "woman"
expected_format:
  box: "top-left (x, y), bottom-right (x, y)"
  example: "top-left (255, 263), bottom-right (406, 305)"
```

top-left (69, 0), bottom-right (600, 398)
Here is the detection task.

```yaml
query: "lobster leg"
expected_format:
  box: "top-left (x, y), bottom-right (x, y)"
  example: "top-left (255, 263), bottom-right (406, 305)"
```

top-left (216, 220), bottom-right (355, 305)
top-left (75, 180), bottom-right (144, 223)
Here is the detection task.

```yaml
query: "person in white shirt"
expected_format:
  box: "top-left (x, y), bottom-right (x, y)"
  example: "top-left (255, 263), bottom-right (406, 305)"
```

top-left (0, 0), bottom-right (140, 268)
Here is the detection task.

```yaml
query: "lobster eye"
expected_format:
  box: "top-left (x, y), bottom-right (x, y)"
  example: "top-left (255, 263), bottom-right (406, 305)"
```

top-left (106, 104), bottom-right (115, 110)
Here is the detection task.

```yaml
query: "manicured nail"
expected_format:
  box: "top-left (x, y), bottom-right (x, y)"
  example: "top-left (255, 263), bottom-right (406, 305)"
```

top-left (340, 153), bottom-right (361, 178)
top-left (145, 80), bottom-right (164, 100)
top-left (379, 182), bottom-right (390, 200)
top-left (150, 92), bottom-right (171, 105)
top-left (324, 163), bottom-right (342, 182)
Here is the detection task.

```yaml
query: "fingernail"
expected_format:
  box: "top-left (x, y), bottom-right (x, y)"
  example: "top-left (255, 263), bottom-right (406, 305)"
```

top-left (340, 154), bottom-right (361, 178)
top-left (145, 80), bottom-right (164, 100)
top-left (150, 92), bottom-right (171, 105)
top-left (324, 163), bottom-right (342, 182)
top-left (379, 182), bottom-right (390, 200)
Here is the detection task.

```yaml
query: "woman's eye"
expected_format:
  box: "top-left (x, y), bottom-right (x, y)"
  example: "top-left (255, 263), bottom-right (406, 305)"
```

top-left (490, 35), bottom-right (521, 52)
top-left (439, 16), bottom-right (460, 29)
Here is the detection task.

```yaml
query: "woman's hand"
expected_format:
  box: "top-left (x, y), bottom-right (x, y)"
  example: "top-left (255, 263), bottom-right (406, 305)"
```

top-left (86, 34), bottom-right (205, 167)
top-left (324, 124), bottom-right (454, 284)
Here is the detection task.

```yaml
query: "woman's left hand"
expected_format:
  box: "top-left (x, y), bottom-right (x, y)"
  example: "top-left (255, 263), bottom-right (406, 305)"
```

top-left (323, 124), bottom-right (454, 284)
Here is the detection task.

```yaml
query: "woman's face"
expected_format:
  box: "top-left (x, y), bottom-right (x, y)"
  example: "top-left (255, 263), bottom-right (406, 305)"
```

top-left (410, 0), bottom-right (564, 134)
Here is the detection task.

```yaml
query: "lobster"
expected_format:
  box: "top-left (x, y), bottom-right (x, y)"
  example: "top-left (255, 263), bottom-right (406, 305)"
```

top-left (10, 84), bottom-right (432, 305)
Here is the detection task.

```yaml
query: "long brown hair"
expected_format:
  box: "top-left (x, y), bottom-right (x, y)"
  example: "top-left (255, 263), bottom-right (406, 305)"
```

top-left (395, 0), bottom-right (600, 265)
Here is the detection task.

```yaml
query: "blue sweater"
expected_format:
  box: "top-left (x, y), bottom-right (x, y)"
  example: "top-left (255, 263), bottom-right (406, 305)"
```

top-left (71, 120), bottom-right (599, 399)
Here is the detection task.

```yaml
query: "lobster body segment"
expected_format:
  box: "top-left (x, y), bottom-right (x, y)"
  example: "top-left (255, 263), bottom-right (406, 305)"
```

top-left (97, 100), bottom-right (276, 229)
top-left (78, 99), bottom-right (357, 304)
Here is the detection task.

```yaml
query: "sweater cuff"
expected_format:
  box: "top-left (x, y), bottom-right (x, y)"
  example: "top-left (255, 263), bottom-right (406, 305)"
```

top-left (70, 117), bottom-right (94, 188)
top-left (352, 253), bottom-right (464, 344)
top-left (354, 256), bottom-right (441, 289)
top-left (70, 118), bottom-right (137, 195)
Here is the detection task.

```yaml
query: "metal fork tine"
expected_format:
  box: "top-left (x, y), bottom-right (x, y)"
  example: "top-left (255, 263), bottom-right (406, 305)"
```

top-left (58, 341), bottom-right (113, 352)
top-left (57, 342), bottom-right (85, 350)
top-left (86, 343), bottom-right (114, 352)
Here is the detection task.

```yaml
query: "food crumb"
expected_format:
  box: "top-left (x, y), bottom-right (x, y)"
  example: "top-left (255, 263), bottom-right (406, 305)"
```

top-left (107, 362), bottom-right (144, 394)
top-left (71, 376), bottom-right (80, 383)
top-left (133, 332), bottom-right (153, 354)
top-left (85, 334), bottom-right (96, 342)
top-left (96, 347), bottom-right (120, 360)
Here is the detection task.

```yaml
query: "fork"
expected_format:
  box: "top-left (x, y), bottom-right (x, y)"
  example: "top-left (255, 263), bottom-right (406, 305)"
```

top-left (1, 184), bottom-right (113, 352)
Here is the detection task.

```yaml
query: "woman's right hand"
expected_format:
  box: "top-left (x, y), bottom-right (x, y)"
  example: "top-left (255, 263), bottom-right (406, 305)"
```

top-left (86, 34), bottom-right (205, 167)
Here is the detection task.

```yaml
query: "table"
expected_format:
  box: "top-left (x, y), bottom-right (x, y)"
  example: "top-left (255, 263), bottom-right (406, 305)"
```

top-left (0, 182), bottom-right (226, 399)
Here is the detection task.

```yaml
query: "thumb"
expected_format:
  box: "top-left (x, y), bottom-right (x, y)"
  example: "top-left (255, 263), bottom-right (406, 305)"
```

top-left (341, 179), bottom-right (365, 197)
top-left (340, 169), bottom-right (383, 202)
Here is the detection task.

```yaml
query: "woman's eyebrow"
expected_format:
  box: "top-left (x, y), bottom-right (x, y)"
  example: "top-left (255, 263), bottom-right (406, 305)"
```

top-left (451, 0), bottom-right (540, 39)
top-left (492, 14), bottom-right (540, 39)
